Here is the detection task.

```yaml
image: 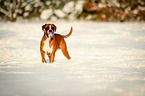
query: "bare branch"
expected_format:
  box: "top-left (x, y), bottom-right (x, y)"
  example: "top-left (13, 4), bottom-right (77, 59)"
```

top-left (0, 7), bottom-right (10, 17)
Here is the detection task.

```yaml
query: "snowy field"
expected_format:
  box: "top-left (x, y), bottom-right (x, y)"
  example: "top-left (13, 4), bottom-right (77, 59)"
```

top-left (0, 21), bottom-right (145, 96)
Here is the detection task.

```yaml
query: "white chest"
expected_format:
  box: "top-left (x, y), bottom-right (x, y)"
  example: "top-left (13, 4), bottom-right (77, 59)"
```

top-left (43, 39), bottom-right (53, 53)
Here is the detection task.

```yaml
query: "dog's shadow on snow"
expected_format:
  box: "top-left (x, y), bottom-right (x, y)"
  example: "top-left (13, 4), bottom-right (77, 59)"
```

top-left (46, 59), bottom-right (56, 63)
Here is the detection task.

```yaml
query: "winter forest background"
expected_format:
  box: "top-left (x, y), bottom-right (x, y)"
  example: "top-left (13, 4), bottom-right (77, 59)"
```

top-left (0, 0), bottom-right (145, 22)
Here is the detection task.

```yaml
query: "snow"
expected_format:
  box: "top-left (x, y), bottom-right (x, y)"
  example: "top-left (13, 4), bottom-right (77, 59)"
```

top-left (0, 22), bottom-right (145, 96)
top-left (23, 12), bottom-right (29, 17)
top-left (40, 9), bottom-right (53, 20)
top-left (25, 4), bottom-right (32, 11)
top-left (54, 9), bottom-right (66, 18)
top-left (75, 1), bottom-right (84, 14)
top-left (63, 1), bottom-right (75, 13)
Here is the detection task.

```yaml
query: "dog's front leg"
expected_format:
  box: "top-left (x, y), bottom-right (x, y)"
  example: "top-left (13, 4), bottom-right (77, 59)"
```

top-left (41, 51), bottom-right (46, 63)
top-left (49, 50), bottom-right (56, 63)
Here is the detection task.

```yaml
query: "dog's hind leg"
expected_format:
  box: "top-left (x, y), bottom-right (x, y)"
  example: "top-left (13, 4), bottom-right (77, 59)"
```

top-left (60, 42), bottom-right (71, 60)
top-left (50, 52), bottom-right (55, 63)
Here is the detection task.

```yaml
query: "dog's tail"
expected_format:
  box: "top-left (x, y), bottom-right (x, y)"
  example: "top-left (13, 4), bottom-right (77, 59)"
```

top-left (63, 26), bottom-right (73, 38)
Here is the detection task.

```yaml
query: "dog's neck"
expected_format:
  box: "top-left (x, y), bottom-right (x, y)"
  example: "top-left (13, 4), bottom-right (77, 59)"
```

top-left (43, 34), bottom-right (54, 41)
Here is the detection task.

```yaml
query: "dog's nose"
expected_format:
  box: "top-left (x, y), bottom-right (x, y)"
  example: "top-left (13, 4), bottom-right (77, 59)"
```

top-left (49, 30), bottom-right (52, 32)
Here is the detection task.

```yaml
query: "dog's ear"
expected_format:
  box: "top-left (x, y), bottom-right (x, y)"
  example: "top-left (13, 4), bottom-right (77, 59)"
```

top-left (53, 24), bottom-right (57, 32)
top-left (42, 24), bottom-right (46, 31)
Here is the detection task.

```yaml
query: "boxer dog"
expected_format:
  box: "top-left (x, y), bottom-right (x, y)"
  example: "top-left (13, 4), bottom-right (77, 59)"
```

top-left (40, 24), bottom-right (73, 63)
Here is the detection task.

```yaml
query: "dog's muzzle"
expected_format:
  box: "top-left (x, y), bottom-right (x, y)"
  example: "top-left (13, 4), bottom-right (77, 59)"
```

top-left (46, 30), bottom-right (54, 38)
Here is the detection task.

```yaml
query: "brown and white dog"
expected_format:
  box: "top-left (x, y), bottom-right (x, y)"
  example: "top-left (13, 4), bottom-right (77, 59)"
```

top-left (40, 24), bottom-right (73, 63)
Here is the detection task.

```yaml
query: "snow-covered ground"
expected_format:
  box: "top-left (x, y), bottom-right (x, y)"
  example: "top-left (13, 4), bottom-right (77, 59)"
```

top-left (0, 21), bottom-right (145, 96)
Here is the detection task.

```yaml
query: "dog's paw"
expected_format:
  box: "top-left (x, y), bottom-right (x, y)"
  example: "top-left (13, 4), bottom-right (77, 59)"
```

top-left (49, 61), bottom-right (54, 63)
top-left (42, 60), bottom-right (47, 63)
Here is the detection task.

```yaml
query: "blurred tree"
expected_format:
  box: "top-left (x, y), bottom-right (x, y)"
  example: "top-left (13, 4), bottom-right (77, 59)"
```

top-left (81, 0), bottom-right (145, 22)
top-left (0, 0), bottom-right (144, 22)
top-left (0, 0), bottom-right (22, 21)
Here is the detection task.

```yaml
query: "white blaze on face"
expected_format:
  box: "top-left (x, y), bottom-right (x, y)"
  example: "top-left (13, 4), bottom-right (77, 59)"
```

top-left (43, 38), bottom-right (53, 53)
top-left (49, 25), bottom-right (51, 30)
top-left (47, 25), bottom-right (51, 34)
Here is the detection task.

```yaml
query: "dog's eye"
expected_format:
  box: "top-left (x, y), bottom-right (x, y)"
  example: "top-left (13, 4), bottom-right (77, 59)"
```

top-left (45, 27), bottom-right (49, 30)
top-left (52, 27), bottom-right (54, 31)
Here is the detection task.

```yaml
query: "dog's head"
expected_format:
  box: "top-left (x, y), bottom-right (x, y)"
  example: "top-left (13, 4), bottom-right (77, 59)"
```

top-left (42, 24), bottom-right (57, 39)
